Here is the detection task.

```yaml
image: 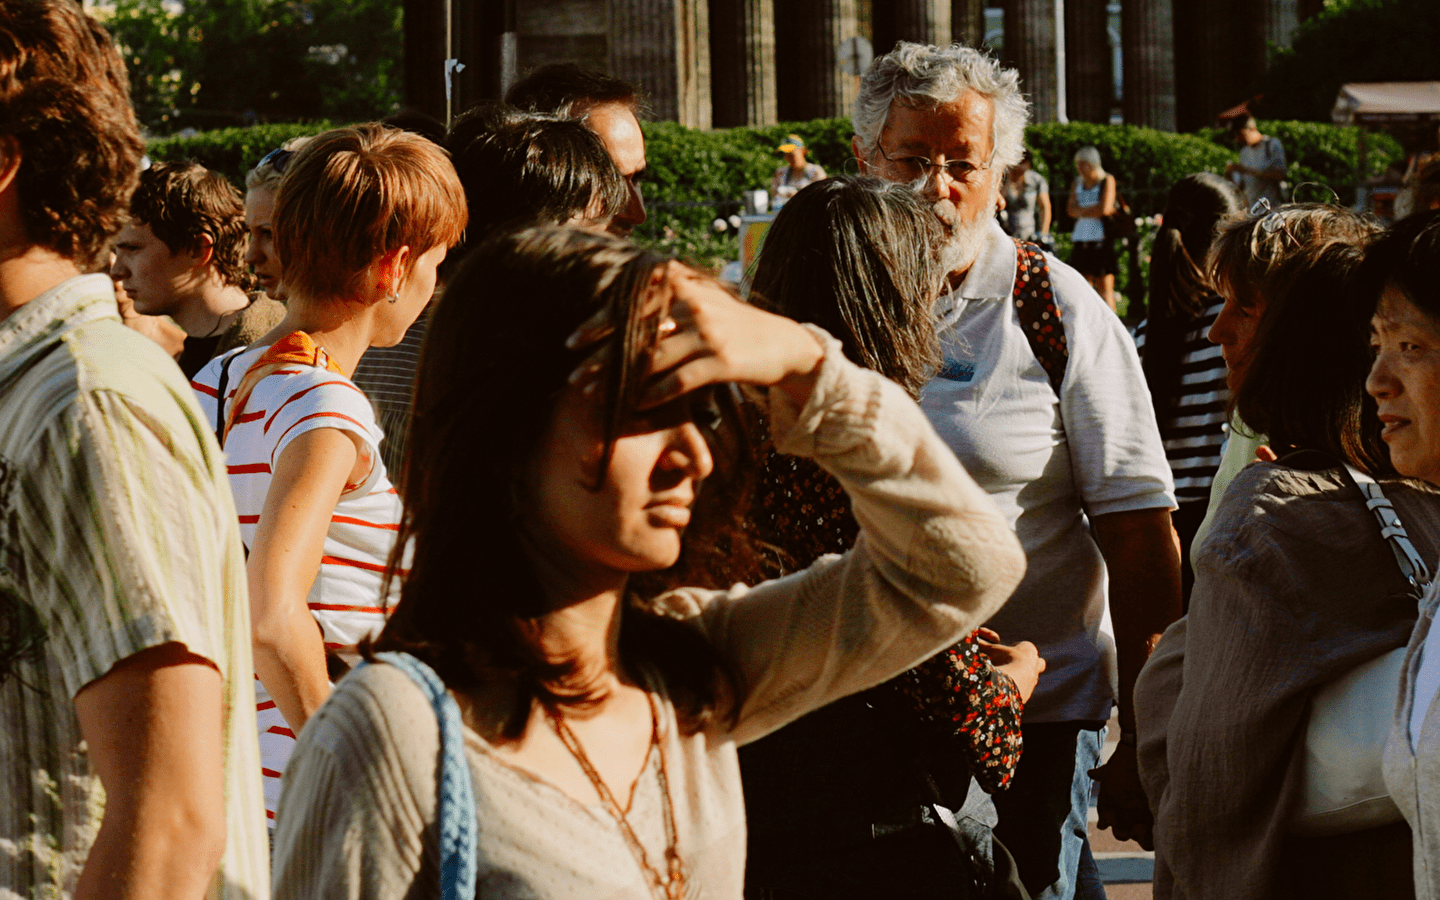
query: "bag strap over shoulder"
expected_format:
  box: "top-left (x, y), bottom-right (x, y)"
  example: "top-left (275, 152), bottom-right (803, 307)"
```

top-left (1011, 238), bottom-right (1069, 395)
top-left (213, 349), bottom-right (241, 449)
top-left (365, 651), bottom-right (478, 900)
top-left (1342, 463), bottom-right (1432, 598)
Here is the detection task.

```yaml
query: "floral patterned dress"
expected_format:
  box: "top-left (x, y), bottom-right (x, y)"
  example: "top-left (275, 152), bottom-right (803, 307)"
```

top-left (749, 449), bottom-right (1024, 792)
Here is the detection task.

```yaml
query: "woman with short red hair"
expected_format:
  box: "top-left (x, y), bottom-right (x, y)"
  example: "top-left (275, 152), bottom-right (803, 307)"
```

top-left (192, 123), bottom-right (467, 822)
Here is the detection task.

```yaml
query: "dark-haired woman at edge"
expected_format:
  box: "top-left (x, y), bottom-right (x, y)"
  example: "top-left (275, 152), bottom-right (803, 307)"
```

top-left (1132, 173), bottom-right (1243, 607)
top-left (1136, 206), bottom-right (1434, 900)
top-left (270, 225), bottom-right (1026, 898)
top-left (740, 176), bottom-right (1044, 900)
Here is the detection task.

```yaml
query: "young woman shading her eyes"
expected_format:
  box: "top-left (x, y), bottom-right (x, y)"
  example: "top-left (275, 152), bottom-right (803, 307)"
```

top-left (269, 226), bottom-right (1026, 899)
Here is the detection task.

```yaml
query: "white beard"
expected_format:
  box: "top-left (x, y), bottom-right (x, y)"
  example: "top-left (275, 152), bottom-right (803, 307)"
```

top-left (938, 207), bottom-right (992, 277)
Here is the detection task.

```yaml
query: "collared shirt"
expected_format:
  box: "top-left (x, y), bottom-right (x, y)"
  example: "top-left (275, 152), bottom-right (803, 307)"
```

top-left (921, 221), bottom-right (1175, 722)
top-left (0, 275), bottom-right (268, 899)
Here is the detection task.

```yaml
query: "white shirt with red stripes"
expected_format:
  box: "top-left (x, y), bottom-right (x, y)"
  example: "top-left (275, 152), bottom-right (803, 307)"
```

top-left (193, 343), bottom-right (402, 823)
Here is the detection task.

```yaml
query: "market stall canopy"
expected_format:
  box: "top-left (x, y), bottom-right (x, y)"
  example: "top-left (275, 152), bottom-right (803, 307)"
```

top-left (1332, 82), bottom-right (1440, 125)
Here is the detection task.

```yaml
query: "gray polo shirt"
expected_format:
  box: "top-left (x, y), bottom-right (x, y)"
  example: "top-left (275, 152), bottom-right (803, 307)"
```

top-left (920, 220), bottom-right (1175, 723)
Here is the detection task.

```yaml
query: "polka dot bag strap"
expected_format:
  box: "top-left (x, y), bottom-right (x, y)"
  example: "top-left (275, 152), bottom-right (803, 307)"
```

top-left (1011, 238), bottom-right (1069, 395)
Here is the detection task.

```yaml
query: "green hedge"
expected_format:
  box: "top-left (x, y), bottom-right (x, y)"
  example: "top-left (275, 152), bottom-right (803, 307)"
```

top-left (1199, 120), bottom-right (1405, 206)
top-left (146, 116), bottom-right (1401, 275)
top-left (147, 122), bottom-right (336, 187)
top-left (1024, 122), bottom-right (1234, 215)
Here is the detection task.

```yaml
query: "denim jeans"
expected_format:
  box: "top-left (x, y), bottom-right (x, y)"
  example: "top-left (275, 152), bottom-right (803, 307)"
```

top-left (992, 721), bottom-right (1108, 900)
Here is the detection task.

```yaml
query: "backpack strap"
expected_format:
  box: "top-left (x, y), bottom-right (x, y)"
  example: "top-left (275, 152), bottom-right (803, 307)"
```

top-left (1011, 238), bottom-right (1069, 395)
top-left (364, 651), bottom-right (478, 899)
top-left (213, 350), bottom-right (241, 449)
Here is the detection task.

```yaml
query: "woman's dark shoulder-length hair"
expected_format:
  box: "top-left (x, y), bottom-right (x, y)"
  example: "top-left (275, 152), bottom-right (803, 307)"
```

top-left (748, 175), bottom-right (943, 398)
top-left (377, 226), bottom-right (755, 735)
top-left (1360, 208), bottom-right (1440, 324)
top-left (1210, 204), bottom-right (1389, 474)
top-left (1140, 173), bottom-right (1241, 424)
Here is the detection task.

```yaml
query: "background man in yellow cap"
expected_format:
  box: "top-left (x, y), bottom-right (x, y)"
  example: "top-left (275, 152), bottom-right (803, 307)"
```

top-left (771, 133), bottom-right (827, 202)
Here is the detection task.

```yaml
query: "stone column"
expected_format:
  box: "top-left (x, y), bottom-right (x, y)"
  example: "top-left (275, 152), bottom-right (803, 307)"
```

top-left (403, 0), bottom-right (447, 122)
top-left (1065, 0), bottom-right (1109, 123)
top-left (952, 0), bottom-right (985, 48)
top-left (609, 0), bottom-right (711, 127)
top-left (1264, 0), bottom-right (1300, 50)
top-left (1174, 0), bottom-right (1266, 131)
top-left (873, 0), bottom-right (951, 56)
top-left (774, 0), bottom-right (861, 122)
top-left (1003, 0), bottom-right (1061, 124)
top-left (1121, 0), bottom-right (1176, 131)
top-left (710, 0), bottom-right (777, 127)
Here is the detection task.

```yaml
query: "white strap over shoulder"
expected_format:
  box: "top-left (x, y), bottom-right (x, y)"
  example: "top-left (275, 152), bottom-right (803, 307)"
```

top-left (1343, 463), bottom-right (1432, 596)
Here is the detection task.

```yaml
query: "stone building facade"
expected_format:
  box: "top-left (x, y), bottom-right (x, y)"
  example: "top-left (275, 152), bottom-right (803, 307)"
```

top-left (404, 0), bottom-right (1318, 133)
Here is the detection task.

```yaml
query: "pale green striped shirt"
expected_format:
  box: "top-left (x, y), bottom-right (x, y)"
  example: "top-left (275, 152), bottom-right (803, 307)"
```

top-left (0, 275), bottom-right (268, 899)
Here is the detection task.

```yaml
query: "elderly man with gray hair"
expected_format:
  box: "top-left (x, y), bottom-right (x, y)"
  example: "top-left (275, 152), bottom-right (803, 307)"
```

top-left (853, 42), bottom-right (1183, 900)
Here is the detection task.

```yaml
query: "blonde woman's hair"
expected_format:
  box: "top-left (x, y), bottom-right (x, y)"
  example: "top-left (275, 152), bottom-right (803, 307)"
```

top-left (244, 135), bottom-right (313, 192)
top-left (1074, 145), bottom-right (1105, 178)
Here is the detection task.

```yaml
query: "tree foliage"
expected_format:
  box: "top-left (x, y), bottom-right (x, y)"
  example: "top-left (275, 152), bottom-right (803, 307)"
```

top-left (106, 0), bottom-right (402, 133)
top-left (1258, 0), bottom-right (1440, 123)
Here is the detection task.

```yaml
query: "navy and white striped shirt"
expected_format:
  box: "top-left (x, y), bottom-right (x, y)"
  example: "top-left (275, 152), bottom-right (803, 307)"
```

top-left (1134, 298), bottom-right (1230, 504)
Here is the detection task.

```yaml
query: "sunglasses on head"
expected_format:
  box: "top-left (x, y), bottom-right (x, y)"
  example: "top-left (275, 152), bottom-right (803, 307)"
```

top-left (257, 147), bottom-right (294, 174)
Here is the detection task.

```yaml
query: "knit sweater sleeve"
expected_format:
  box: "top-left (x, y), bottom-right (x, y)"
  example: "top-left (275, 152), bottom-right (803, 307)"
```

top-left (271, 663), bottom-right (440, 900)
top-left (666, 326), bottom-right (1026, 746)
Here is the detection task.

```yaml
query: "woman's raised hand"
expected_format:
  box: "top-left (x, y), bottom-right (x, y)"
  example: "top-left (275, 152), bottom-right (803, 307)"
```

top-left (568, 261), bottom-right (825, 409)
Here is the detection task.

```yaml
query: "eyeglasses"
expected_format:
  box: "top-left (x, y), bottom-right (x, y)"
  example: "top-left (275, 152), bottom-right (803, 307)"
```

top-left (256, 147), bottom-right (294, 175)
top-left (875, 143), bottom-right (994, 185)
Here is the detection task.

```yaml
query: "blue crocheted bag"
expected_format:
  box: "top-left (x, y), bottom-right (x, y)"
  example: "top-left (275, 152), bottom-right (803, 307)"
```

top-left (362, 652), bottom-right (478, 899)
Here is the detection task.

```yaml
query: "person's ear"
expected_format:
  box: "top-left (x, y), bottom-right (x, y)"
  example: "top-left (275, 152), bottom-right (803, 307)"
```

top-left (374, 245), bottom-right (413, 301)
top-left (0, 137), bottom-right (20, 198)
top-left (189, 233), bottom-right (216, 270)
top-left (851, 135), bottom-right (869, 172)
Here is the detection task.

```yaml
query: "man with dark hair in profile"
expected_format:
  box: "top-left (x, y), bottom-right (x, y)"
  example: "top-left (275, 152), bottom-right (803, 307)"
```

top-left (113, 160), bottom-right (284, 378)
top-left (504, 63), bottom-right (648, 236)
top-left (0, 1), bottom-right (267, 897)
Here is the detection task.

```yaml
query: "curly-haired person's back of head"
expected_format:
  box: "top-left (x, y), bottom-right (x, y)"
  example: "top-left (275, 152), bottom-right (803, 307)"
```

top-left (130, 161), bottom-right (255, 291)
top-left (0, 0), bottom-right (144, 271)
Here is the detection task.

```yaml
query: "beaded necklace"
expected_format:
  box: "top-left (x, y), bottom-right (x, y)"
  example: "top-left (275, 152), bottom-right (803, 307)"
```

top-left (545, 692), bottom-right (686, 900)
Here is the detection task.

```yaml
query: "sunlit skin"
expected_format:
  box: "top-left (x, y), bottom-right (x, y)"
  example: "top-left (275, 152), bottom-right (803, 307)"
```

top-left (451, 262), bottom-right (825, 816)
top-left (247, 241), bottom-right (447, 735)
top-left (1208, 289), bottom-right (1266, 392)
top-left (527, 379), bottom-right (714, 584)
top-left (111, 220), bottom-right (250, 336)
top-left (244, 187), bottom-right (283, 297)
top-left (853, 90), bottom-right (1004, 282)
top-left (585, 103), bottom-right (647, 237)
top-left (1367, 284), bottom-right (1440, 486)
top-left (110, 222), bottom-right (204, 319)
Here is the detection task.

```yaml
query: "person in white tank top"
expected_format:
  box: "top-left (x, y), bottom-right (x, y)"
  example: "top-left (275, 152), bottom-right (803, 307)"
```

top-left (1067, 145), bottom-right (1118, 311)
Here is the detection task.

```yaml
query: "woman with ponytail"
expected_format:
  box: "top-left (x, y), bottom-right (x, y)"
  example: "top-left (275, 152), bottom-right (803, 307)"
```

top-left (1132, 173), bottom-right (1242, 605)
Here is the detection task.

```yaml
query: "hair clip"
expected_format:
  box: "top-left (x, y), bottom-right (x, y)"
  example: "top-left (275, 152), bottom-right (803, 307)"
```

top-left (1248, 197), bottom-right (1288, 235)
